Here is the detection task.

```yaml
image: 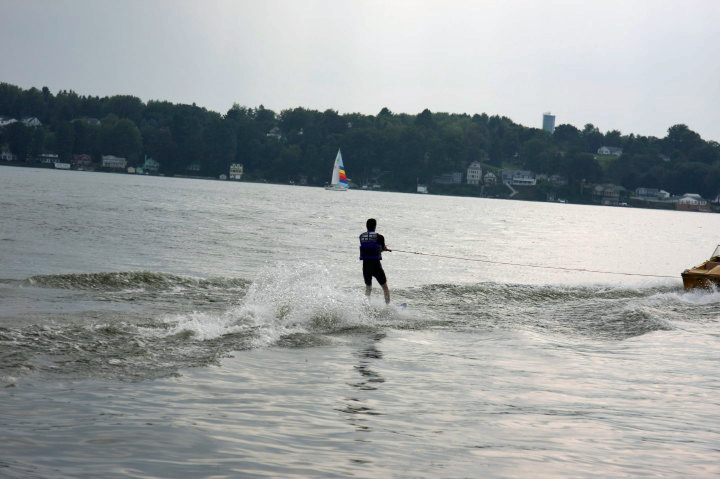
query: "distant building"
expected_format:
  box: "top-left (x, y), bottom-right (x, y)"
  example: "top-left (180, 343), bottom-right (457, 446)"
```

top-left (466, 161), bottom-right (483, 185)
top-left (593, 184), bottom-right (626, 206)
top-left (101, 155), bottom-right (127, 169)
top-left (502, 169), bottom-right (536, 186)
top-left (501, 170), bottom-right (515, 184)
top-left (266, 127), bottom-right (283, 140)
top-left (22, 117), bottom-right (42, 127)
top-left (143, 156), bottom-right (160, 173)
top-left (1, 148), bottom-right (17, 161)
top-left (542, 112), bottom-right (555, 133)
top-left (483, 171), bottom-right (497, 185)
top-left (598, 146), bottom-right (623, 156)
top-left (229, 163), bottom-right (244, 180)
top-left (0, 117), bottom-right (17, 127)
top-left (549, 174), bottom-right (567, 186)
top-left (537, 174), bottom-right (568, 186)
top-left (37, 153), bottom-right (59, 164)
top-left (54, 162), bottom-right (71, 169)
top-left (677, 193), bottom-right (710, 212)
top-left (512, 172), bottom-right (536, 186)
top-left (634, 187), bottom-right (670, 200)
top-left (433, 172), bottom-right (463, 184)
top-left (72, 154), bottom-right (93, 166)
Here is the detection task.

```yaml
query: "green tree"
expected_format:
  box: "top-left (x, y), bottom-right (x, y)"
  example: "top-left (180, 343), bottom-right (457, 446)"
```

top-left (415, 109), bottom-right (435, 128)
top-left (581, 123), bottom-right (604, 152)
top-left (664, 124), bottom-right (702, 156)
top-left (520, 134), bottom-right (556, 172)
top-left (142, 125), bottom-right (176, 174)
top-left (0, 82), bottom-right (23, 118)
top-left (5, 122), bottom-right (32, 161)
top-left (102, 117), bottom-right (142, 163)
top-left (564, 152), bottom-right (602, 184)
top-left (21, 87), bottom-right (50, 123)
top-left (604, 129), bottom-right (622, 147)
top-left (665, 162), bottom-right (710, 196)
top-left (106, 95), bottom-right (145, 124)
top-left (321, 109), bottom-right (346, 135)
top-left (553, 124), bottom-right (580, 147)
top-left (203, 117), bottom-right (237, 175)
top-left (52, 90), bottom-right (81, 124)
top-left (72, 119), bottom-right (101, 156)
top-left (55, 121), bottom-right (75, 160)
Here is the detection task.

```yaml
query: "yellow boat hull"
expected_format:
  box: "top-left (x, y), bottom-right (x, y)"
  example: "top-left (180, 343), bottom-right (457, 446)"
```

top-left (681, 271), bottom-right (720, 290)
top-left (681, 258), bottom-right (720, 290)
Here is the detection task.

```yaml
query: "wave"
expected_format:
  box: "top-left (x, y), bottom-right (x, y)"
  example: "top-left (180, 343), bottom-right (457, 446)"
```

top-left (401, 282), bottom-right (703, 340)
top-left (0, 264), bottom-right (410, 381)
top-left (23, 271), bottom-right (251, 292)
top-left (153, 263), bottom-right (411, 347)
top-left (2, 265), bottom-right (714, 382)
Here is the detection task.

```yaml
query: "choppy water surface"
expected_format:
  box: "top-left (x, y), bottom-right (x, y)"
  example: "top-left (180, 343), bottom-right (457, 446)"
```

top-left (1, 166), bottom-right (719, 478)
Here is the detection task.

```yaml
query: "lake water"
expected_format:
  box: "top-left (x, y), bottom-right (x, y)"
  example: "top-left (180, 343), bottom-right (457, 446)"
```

top-left (1, 166), bottom-right (719, 478)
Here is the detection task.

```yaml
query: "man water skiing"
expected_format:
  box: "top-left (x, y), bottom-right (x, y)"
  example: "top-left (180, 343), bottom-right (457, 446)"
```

top-left (359, 218), bottom-right (391, 304)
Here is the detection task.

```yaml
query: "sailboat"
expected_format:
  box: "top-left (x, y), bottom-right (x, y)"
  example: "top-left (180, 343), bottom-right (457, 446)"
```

top-left (325, 149), bottom-right (349, 191)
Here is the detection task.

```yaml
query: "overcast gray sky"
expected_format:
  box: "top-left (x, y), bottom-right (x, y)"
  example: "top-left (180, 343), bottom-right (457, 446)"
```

top-left (1, 0), bottom-right (719, 141)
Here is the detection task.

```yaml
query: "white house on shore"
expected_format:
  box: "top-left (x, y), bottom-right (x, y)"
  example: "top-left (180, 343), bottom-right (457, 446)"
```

top-left (101, 155), bottom-right (127, 169)
top-left (633, 187), bottom-right (671, 201)
top-left (1, 148), bottom-right (17, 161)
top-left (22, 117), bottom-right (42, 127)
top-left (0, 116), bottom-right (42, 127)
top-left (229, 163), bottom-right (244, 180)
top-left (597, 146), bottom-right (623, 156)
top-left (466, 161), bottom-right (483, 185)
top-left (676, 193), bottom-right (710, 211)
top-left (502, 169), bottom-right (536, 186)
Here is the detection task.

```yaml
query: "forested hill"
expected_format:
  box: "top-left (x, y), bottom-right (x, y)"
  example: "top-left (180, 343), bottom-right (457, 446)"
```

top-left (1, 82), bottom-right (719, 197)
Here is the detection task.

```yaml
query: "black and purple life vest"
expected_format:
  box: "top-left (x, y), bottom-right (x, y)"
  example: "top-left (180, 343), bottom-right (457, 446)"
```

top-left (359, 231), bottom-right (382, 260)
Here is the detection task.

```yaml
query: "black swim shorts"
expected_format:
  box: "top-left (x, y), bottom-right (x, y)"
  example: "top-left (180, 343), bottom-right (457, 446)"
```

top-left (362, 260), bottom-right (387, 286)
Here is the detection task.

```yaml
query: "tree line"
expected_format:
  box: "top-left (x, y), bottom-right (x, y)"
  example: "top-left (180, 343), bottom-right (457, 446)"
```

top-left (1, 82), bottom-right (719, 197)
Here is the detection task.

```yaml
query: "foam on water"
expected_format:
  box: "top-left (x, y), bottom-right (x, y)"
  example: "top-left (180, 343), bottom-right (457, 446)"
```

top-left (158, 262), bottom-right (408, 348)
top-left (666, 286), bottom-right (720, 305)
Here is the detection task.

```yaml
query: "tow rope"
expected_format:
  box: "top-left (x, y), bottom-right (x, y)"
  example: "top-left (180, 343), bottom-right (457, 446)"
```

top-left (391, 249), bottom-right (677, 279)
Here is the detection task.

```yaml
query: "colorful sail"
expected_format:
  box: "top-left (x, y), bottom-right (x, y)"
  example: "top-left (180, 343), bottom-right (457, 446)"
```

top-left (326, 149), bottom-right (348, 190)
top-left (336, 150), bottom-right (348, 188)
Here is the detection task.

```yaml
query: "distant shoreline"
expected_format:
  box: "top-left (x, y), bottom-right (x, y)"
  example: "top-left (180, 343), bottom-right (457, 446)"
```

top-left (1, 162), bottom-right (713, 214)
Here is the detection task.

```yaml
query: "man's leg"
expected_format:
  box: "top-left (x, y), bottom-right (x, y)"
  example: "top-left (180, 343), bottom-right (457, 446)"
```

top-left (375, 263), bottom-right (390, 304)
top-left (363, 262), bottom-right (372, 299)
